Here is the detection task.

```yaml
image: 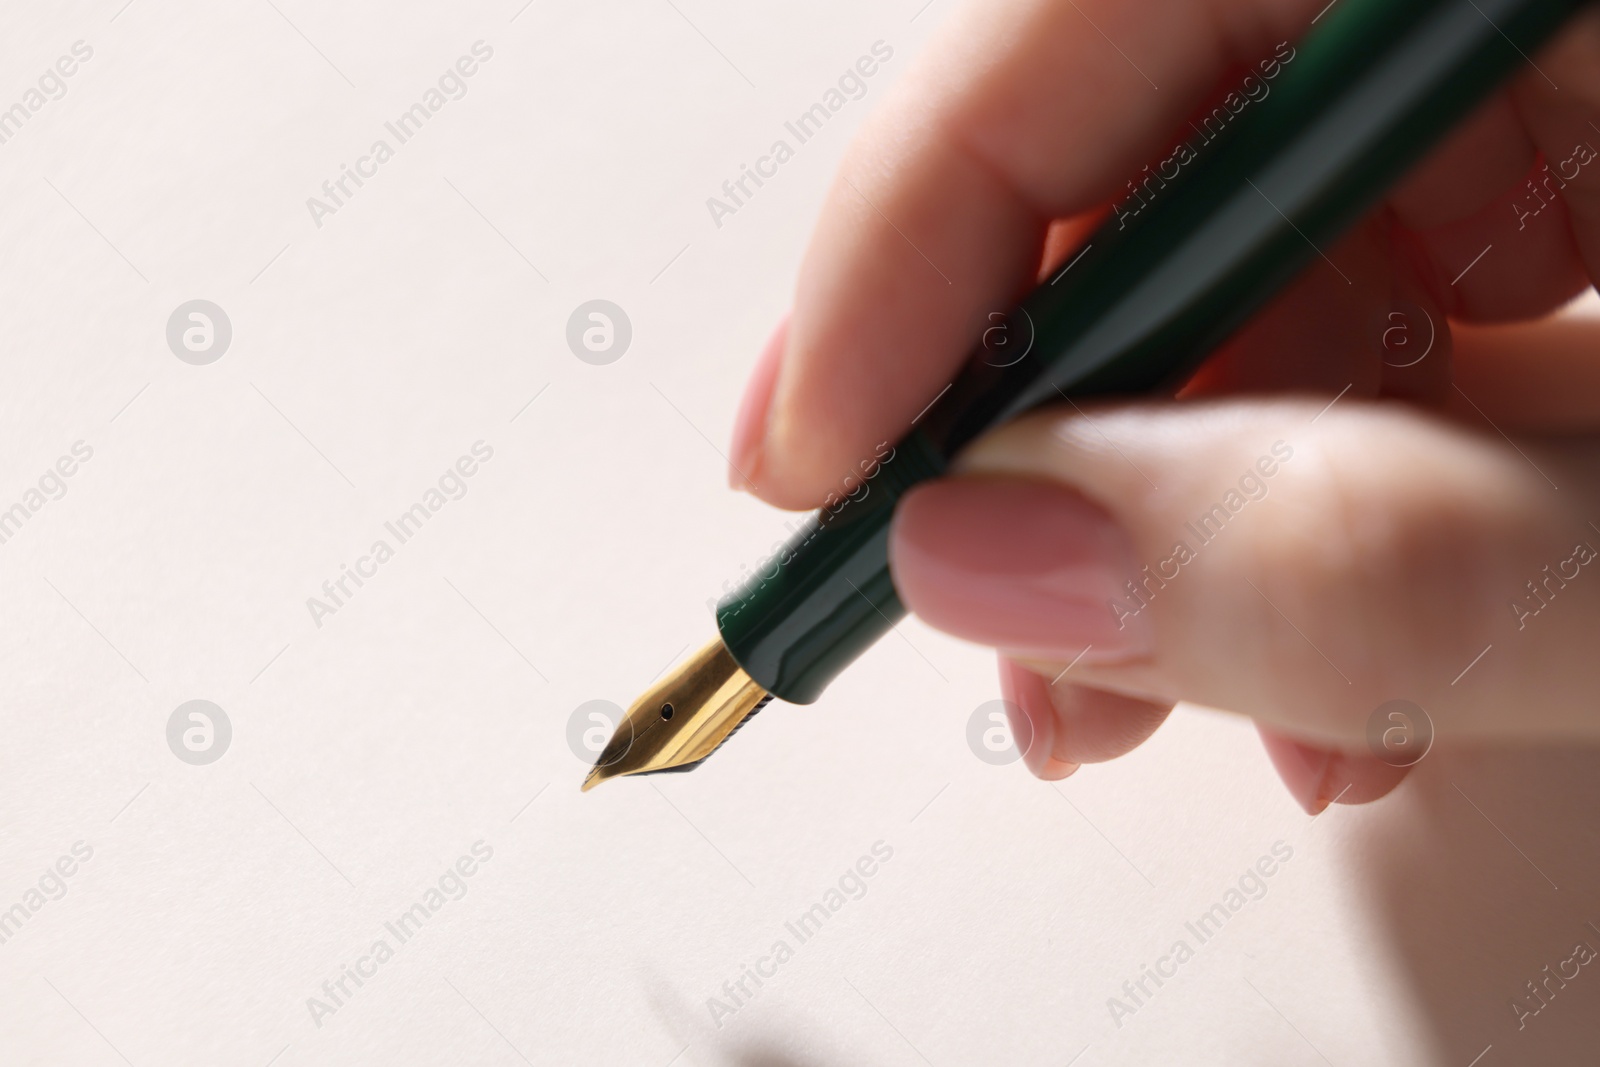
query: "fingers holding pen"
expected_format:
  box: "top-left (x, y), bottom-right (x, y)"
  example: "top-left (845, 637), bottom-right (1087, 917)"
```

top-left (889, 394), bottom-right (1600, 749)
top-left (720, 0), bottom-right (1600, 812)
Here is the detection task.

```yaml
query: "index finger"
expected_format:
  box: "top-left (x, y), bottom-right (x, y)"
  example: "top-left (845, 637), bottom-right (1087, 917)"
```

top-left (734, 0), bottom-right (1324, 509)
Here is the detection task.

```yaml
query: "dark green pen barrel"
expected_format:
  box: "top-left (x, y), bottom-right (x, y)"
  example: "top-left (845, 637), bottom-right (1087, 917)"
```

top-left (718, 0), bottom-right (1590, 705)
top-left (716, 430), bottom-right (946, 704)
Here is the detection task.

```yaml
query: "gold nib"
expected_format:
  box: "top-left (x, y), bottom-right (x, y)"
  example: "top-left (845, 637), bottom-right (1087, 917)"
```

top-left (582, 636), bottom-right (770, 791)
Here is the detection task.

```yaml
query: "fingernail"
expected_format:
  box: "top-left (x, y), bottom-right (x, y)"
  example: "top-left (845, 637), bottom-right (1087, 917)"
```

top-left (891, 479), bottom-right (1153, 661)
top-left (1259, 727), bottom-right (1414, 814)
top-left (1258, 730), bottom-right (1334, 816)
top-left (728, 314), bottom-right (789, 491)
top-left (998, 657), bottom-right (1076, 780)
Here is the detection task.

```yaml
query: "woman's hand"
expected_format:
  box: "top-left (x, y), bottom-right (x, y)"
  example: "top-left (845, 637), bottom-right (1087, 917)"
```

top-left (726, 0), bottom-right (1600, 812)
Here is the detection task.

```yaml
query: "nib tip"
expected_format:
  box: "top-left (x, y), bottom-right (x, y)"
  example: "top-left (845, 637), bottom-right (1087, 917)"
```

top-left (578, 636), bottom-right (769, 796)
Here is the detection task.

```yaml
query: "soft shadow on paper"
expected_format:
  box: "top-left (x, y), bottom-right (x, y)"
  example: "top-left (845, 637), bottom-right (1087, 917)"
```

top-left (1351, 747), bottom-right (1600, 1064)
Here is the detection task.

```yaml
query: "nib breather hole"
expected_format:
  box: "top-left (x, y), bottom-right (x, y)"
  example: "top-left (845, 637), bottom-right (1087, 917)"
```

top-left (660, 703), bottom-right (674, 721)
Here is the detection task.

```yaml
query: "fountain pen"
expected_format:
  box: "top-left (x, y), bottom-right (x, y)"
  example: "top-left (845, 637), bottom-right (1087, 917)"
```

top-left (583, 0), bottom-right (1593, 790)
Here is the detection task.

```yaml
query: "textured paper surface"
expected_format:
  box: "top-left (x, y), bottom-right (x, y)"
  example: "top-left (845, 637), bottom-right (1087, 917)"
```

top-left (1, 3), bottom-right (1598, 1065)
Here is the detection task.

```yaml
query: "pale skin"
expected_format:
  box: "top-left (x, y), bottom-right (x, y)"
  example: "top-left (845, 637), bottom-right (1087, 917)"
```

top-left (726, 0), bottom-right (1600, 813)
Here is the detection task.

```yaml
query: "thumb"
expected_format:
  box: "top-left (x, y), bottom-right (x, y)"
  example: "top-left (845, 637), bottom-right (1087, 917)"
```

top-left (888, 397), bottom-right (1600, 749)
